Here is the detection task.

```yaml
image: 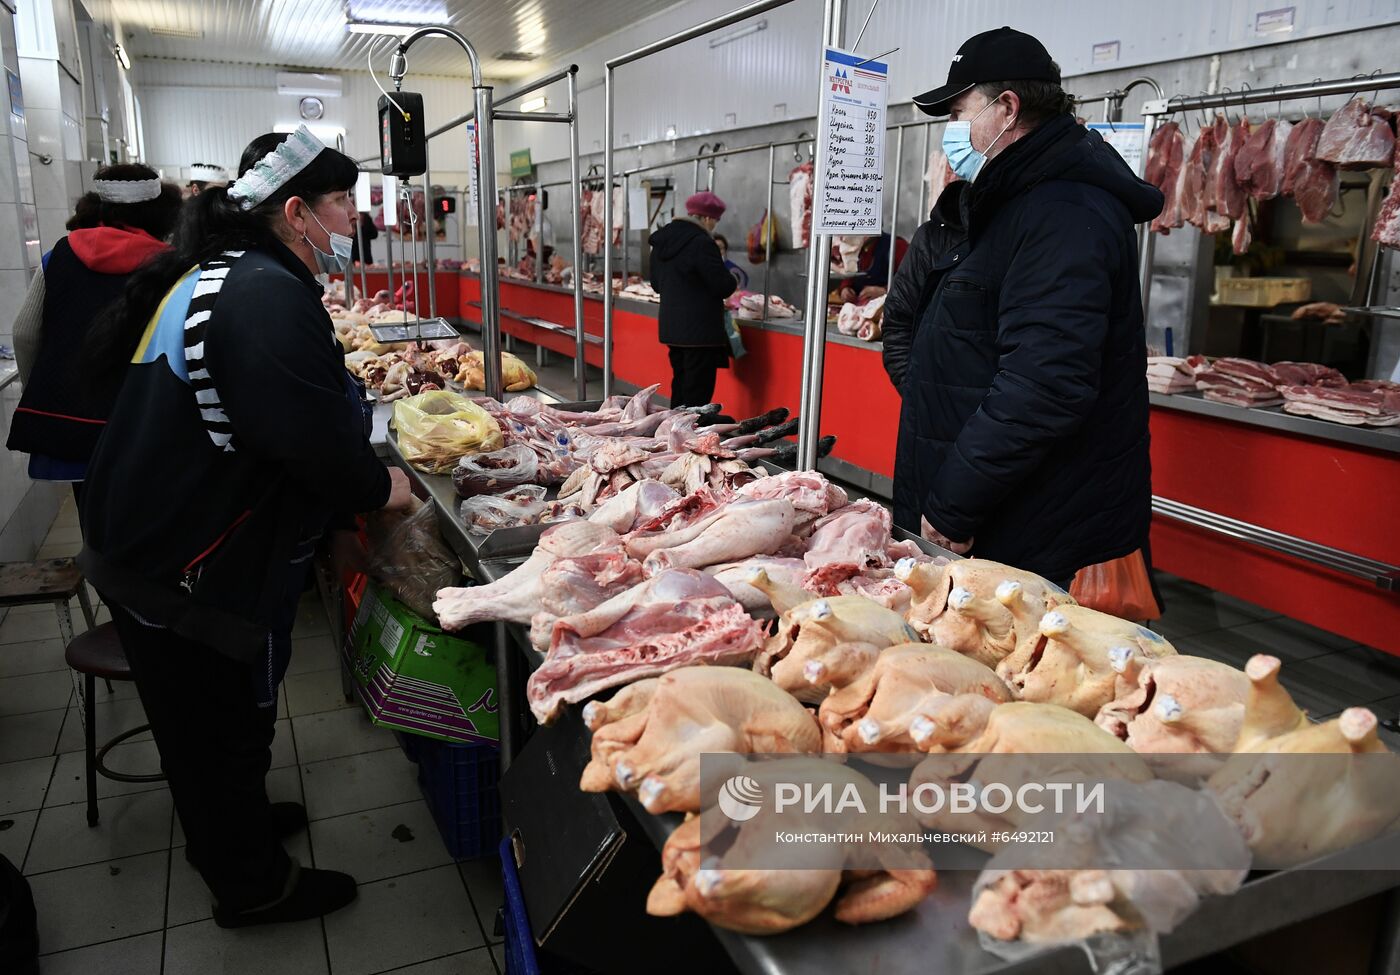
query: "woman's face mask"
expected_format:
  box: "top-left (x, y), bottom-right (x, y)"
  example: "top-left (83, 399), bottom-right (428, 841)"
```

top-left (942, 95), bottom-right (1016, 182)
top-left (303, 204), bottom-right (354, 276)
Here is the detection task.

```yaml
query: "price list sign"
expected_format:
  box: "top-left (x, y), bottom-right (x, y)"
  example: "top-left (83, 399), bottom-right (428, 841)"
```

top-left (813, 47), bottom-right (890, 236)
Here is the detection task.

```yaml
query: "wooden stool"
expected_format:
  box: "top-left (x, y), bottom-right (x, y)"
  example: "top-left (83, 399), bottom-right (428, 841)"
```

top-left (0, 558), bottom-right (99, 649)
top-left (63, 622), bottom-right (164, 827)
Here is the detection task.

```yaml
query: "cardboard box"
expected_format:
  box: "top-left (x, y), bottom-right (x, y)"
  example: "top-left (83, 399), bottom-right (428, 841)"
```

top-left (347, 581), bottom-right (499, 744)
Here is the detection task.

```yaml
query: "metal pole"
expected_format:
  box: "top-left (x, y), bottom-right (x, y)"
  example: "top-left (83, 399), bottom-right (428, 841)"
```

top-left (621, 174), bottom-right (630, 286)
top-left (336, 136), bottom-right (354, 306)
top-left (602, 66), bottom-right (616, 398)
top-left (356, 215), bottom-right (369, 300)
top-left (887, 124), bottom-right (903, 290)
top-left (797, 0), bottom-right (845, 470)
top-left (458, 189), bottom-right (467, 267)
top-left (475, 83), bottom-right (503, 400)
top-left (606, 0), bottom-right (800, 69)
top-left (385, 210), bottom-right (396, 309)
top-left (917, 122), bottom-right (930, 218)
top-left (762, 144), bottom-right (774, 322)
top-left (1136, 113), bottom-right (1159, 327)
top-left (423, 150), bottom-right (438, 319)
top-left (1144, 73), bottom-right (1400, 115)
top-left (567, 68), bottom-right (586, 401)
top-left (535, 188), bottom-right (546, 286)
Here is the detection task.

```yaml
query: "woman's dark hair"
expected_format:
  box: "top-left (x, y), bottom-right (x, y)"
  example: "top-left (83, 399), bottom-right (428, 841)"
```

top-left (84, 134), bottom-right (359, 388)
top-left (66, 163), bottom-right (182, 238)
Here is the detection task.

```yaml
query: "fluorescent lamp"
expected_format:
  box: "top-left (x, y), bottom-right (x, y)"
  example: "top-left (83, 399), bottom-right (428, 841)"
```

top-left (114, 44), bottom-right (131, 70)
top-left (520, 96), bottom-right (548, 113)
top-left (346, 21), bottom-right (420, 37)
top-left (355, 171), bottom-right (372, 212)
top-left (708, 19), bottom-right (766, 48)
top-left (382, 175), bottom-right (398, 226)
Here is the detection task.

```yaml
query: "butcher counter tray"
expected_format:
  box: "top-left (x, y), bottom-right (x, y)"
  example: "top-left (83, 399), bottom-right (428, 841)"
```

top-left (1149, 390), bottom-right (1400, 455)
top-left (379, 437), bottom-right (1400, 975)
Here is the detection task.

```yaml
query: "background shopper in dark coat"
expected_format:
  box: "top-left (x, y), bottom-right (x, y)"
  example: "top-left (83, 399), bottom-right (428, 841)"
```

top-left (649, 191), bottom-right (737, 406)
top-left (892, 27), bottom-right (1163, 585)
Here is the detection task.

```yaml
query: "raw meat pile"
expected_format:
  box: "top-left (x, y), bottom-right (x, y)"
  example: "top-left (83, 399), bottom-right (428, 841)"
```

top-left (1193, 357), bottom-right (1288, 406)
top-left (1144, 122), bottom-right (1185, 233)
top-left (1315, 97), bottom-right (1396, 169)
top-left (835, 295), bottom-right (886, 342)
top-left (1280, 382), bottom-right (1400, 426)
top-left (1145, 354), bottom-right (1208, 394)
top-left (789, 161), bottom-right (814, 249)
top-left (1371, 139), bottom-right (1400, 249)
top-left (735, 292), bottom-right (798, 320)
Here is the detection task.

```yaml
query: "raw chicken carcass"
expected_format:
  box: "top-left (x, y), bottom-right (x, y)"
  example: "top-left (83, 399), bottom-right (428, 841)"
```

top-left (433, 521), bottom-right (622, 630)
top-left (704, 557), bottom-right (808, 613)
top-left (1209, 698), bottom-right (1400, 867)
top-left (750, 577), bottom-right (921, 704)
top-left (1232, 654), bottom-right (1309, 750)
top-left (647, 759), bottom-right (937, 934)
top-left (818, 643), bottom-right (1013, 754)
top-left (526, 569), bottom-right (767, 723)
top-left (579, 666), bottom-right (821, 813)
top-left (1282, 116), bottom-right (1339, 223)
top-left (997, 606), bottom-right (1176, 717)
top-left (1316, 97), bottom-right (1397, 169)
top-left (1095, 654), bottom-right (1250, 756)
top-left (897, 558), bottom-right (1074, 669)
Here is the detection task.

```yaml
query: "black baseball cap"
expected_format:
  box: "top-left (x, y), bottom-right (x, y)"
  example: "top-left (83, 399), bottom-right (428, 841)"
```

top-left (913, 26), bottom-right (1060, 117)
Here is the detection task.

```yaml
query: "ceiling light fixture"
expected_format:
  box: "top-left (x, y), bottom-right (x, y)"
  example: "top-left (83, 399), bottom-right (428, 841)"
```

top-left (708, 19), bottom-right (766, 48)
top-left (346, 20), bottom-right (421, 37)
top-left (520, 96), bottom-right (548, 113)
top-left (113, 44), bottom-right (130, 70)
top-left (495, 51), bottom-right (539, 62)
top-left (148, 26), bottom-right (203, 38)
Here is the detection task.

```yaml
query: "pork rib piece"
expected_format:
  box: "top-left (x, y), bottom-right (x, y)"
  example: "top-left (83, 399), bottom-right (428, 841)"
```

top-left (1212, 117), bottom-right (1251, 220)
top-left (1282, 117), bottom-right (1339, 223)
top-left (1371, 141), bottom-right (1400, 249)
top-left (526, 569), bottom-right (768, 723)
top-left (1316, 97), bottom-right (1397, 169)
top-left (433, 521), bottom-right (623, 630)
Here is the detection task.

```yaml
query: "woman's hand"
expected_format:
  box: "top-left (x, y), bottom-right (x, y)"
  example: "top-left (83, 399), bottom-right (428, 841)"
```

top-left (383, 467), bottom-right (414, 511)
top-left (921, 516), bottom-right (974, 555)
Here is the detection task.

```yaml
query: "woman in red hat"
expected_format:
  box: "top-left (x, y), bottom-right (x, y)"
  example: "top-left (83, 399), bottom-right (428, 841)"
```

top-left (647, 190), bottom-right (737, 406)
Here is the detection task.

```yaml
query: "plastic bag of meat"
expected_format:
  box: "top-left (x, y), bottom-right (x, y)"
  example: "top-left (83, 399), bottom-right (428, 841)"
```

top-left (452, 444), bottom-right (541, 498)
top-left (969, 780), bottom-right (1249, 972)
top-left (459, 485), bottom-right (548, 534)
top-left (364, 498), bottom-right (462, 623)
top-left (393, 390), bottom-right (505, 474)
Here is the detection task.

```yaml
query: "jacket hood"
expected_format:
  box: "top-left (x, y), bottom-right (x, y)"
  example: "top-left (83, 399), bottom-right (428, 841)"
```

top-left (67, 226), bottom-right (169, 274)
top-left (967, 115), bottom-right (1164, 230)
top-left (649, 216), bottom-right (711, 261)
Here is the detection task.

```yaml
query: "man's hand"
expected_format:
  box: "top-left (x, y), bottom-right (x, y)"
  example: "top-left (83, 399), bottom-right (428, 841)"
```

top-left (922, 516), bottom-right (974, 555)
top-left (383, 467), bottom-right (414, 512)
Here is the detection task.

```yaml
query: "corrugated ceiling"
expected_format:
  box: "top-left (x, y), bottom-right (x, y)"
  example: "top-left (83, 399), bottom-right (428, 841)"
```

top-left (84, 0), bottom-right (686, 78)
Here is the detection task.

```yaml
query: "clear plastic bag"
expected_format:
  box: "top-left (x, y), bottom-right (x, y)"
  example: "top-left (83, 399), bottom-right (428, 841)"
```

top-left (452, 444), bottom-right (540, 497)
top-left (393, 390), bottom-right (503, 474)
top-left (364, 498), bottom-right (461, 622)
top-left (459, 484), bottom-right (547, 534)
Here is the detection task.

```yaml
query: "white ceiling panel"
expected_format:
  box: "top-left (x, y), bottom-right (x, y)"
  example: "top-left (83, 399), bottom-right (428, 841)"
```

top-left (84, 0), bottom-right (687, 78)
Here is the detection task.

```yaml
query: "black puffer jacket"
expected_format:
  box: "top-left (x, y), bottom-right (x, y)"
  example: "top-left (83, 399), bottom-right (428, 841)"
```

top-left (649, 217), bottom-right (736, 347)
top-left (893, 114), bottom-right (1163, 582)
top-left (881, 197), bottom-right (962, 391)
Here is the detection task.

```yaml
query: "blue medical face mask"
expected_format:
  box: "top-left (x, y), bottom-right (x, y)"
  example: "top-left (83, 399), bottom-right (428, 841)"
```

top-left (304, 205), bottom-right (354, 274)
top-left (942, 96), bottom-right (1016, 182)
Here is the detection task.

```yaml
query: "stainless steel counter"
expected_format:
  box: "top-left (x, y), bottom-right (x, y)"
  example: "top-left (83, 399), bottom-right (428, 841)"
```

top-left (1150, 390), bottom-right (1400, 455)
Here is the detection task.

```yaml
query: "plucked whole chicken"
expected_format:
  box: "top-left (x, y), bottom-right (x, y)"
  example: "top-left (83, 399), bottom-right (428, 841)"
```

top-left (1095, 654), bottom-right (1250, 756)
top-left (647, 758), bottom-right (937, 935)
top-left (996, 605), bottom-right (1177, 717)
top-left (1206, 655), bottom-right (1400, 867)
top-left (897, 558), bottom-right (1075, 668)
top-left (578, 666), bottom-right (821, 813)
top-left (817, 643), bottom-right (1013, 755)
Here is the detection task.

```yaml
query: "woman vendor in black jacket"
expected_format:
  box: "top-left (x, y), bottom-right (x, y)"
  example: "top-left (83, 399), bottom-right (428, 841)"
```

top-left (80, 127), bottom-right (411, 928)
top-left (649, 191), bottom-right (738, 407)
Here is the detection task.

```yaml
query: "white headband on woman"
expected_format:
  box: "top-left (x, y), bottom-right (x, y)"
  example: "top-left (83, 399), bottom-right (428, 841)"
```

top-left (91, 178), bottom-right (163, 203)
top-left (226, 124), bottom-right (327, 210)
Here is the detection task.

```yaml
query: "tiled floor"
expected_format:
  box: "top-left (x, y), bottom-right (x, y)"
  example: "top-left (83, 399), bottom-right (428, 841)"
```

top-left (2, 498), bottom-right (506, 975)
top-left (6, 498), bottom-right (1400, 974)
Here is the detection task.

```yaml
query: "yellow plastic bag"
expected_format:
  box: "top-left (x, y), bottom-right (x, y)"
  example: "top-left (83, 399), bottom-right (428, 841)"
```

top-left (392, 390), bottom-right (504, 474)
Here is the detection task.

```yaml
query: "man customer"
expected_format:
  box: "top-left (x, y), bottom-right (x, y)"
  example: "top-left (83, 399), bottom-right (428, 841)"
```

top-left (648, 190), bottom-right (737, 407)
top-left (892, 26), bottom-right (1163, 588)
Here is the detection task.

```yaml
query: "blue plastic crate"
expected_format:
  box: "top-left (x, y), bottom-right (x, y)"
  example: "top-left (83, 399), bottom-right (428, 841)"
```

top-left (497, 838), bottom-right (596, 975)
top-left (415, 737), bottom-right (501, 860)
top-left (394, 730), bottom-right (421, 764)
